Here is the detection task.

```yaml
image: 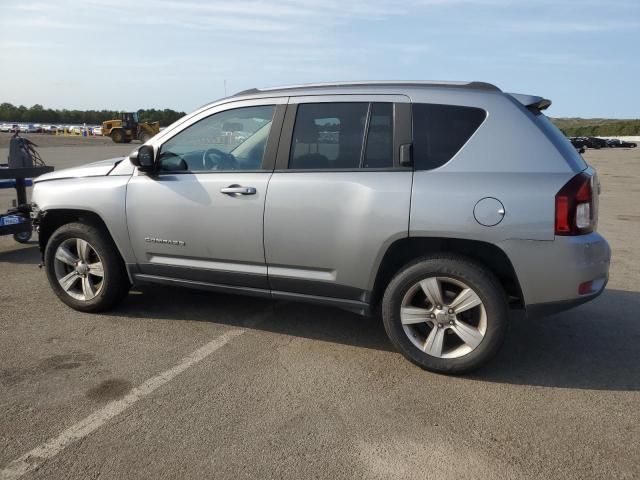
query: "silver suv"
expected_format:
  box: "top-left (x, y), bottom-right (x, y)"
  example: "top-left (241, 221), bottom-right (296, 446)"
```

top-left (32, 81), bottom-right (611, 373)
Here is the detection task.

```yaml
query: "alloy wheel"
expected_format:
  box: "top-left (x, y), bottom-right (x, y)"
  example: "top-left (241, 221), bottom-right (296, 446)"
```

top-left (400, 276), bottom-right (487, 359)
top-left (53, 238), bottom-right (105, 301)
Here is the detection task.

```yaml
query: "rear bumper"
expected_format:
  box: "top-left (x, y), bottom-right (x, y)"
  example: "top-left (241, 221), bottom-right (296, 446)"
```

top-left (525, 282), bottom-right (606, 318)
top-left (499, 232), bottom-right (611, 318)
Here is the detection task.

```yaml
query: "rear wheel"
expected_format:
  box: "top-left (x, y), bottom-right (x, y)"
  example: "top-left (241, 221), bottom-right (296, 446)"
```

top-left (110, 129), bottom-right (125, 143)
top-left (138, 131), bottom-right (151, 143)
top-left (382, 256), bottom-right (508, 374)
top-left (44, 222), bottom-right (130, 312)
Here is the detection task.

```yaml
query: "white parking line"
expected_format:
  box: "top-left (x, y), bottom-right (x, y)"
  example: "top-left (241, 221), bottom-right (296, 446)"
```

top-left (0, 328), bottom-right (246, 480)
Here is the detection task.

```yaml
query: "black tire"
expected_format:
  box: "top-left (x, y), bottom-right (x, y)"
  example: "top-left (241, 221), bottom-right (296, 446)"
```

top-left (44, 222), bottom-right (130, 312)
top-left (110, 129), bottom-right (125, 143)
top-left (138, 131), bottom-right (151, 143)
top-left (381, 255), bottom-right (508, 374)
top-left (13, 230), bottom-right (32, 244)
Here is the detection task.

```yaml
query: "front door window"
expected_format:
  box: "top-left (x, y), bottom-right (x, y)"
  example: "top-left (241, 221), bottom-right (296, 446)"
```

top-left (158, 105), bottom-right (276, 172)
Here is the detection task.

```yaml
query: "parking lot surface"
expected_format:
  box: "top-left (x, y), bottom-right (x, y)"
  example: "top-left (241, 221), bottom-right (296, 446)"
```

top-left (1, 137), bottom-right (639, 479)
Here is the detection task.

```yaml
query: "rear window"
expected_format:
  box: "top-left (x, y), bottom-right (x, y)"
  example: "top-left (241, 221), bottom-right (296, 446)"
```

top-left (533, 114), bottom-right (587, 171)
top-left (412, 103), bottom-right (486, 170)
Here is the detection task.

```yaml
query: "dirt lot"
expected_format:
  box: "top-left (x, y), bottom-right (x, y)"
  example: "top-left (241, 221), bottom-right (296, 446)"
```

top-left (0, 137), bottom-right (638, 479)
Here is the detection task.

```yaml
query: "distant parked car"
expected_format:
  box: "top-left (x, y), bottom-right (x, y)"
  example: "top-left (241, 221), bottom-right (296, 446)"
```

top-left (570, 137), bottom-right (587, 148)
top-left (569, 137), bottom-right (586, 154)
top-left (41, 125), bottom-right (58, 134)
top-left (607, 139), bottom-right (637, 148)
top-left (19, 124), bottom-right (29, 133)
top-left (92, 126), bottom-right (102, 136)
top-left (583, 137), bottom-right (608, 149)
top-left (0, 123), bottom-right (11, 132)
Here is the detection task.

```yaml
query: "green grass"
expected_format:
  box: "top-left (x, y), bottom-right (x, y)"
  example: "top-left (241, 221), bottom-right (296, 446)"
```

top-left (551, 118), bottom-right (640, 137)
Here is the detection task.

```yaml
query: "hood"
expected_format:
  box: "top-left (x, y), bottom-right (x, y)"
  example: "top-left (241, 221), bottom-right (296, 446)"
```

top-left (33, 157), bottom-right (125, 183)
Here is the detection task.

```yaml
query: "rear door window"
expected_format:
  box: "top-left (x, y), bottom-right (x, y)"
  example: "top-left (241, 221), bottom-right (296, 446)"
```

top-left (412, 103), bottom-right (486, 170)
top-left (363, 103), bottom-right (393, 168)
top-left (289, 102), bottom-right (394, 170)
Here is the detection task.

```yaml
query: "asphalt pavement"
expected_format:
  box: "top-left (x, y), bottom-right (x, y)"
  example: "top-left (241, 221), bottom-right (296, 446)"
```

top-left (1, 138), bottom-right (638, 479)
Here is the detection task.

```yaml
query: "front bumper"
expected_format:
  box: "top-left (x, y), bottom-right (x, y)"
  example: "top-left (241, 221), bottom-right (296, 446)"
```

top-left (499, 232), bottom-right (611, 318)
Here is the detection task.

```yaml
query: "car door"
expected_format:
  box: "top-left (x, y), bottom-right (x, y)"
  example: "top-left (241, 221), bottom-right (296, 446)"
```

top-left (263, 95), bottom-right (413, 310)
top-left (126, 97), bottom-right (286, 291)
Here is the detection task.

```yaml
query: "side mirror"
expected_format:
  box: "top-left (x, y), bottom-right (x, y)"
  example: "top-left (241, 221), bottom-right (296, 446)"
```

top-left (129, 145), bottom-right (156, 172)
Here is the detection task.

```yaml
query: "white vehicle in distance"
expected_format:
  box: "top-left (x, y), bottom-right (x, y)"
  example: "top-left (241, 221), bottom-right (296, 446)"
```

top-left (0, 123), bottom-right (12, 132)
top-left (92, 126), bottom-right (102, 136)
top-left (42, 125), bottom-right (58, 134)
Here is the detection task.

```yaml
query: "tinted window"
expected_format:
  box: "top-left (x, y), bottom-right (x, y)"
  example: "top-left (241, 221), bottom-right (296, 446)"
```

top-left (158, 105), bottom-right (275, 172)
top-left (290, 103), bottom-right (368, 169)
top-left (364, 103), bottom-right (393, 168)
top-left (534, 114), bottom-right (587, 171)
top-left (412, 103), bottom-right (486, 170)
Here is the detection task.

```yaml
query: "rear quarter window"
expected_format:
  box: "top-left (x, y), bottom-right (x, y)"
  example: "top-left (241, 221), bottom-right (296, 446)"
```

top-left (532, 114), bottom-right (587, 171)
top-left (412, 103), bottom-right (486, 170)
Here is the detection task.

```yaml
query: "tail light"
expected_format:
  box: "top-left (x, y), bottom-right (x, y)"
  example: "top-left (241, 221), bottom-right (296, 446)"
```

top-left (555, 172), bottom-right (595, 235)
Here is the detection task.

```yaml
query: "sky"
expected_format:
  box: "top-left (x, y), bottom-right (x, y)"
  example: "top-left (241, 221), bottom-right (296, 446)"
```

top-left (0, 0), bottom-right (638, 118)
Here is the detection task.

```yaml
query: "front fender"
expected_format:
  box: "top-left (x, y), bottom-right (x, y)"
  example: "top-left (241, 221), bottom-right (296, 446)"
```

top-left (32, 176), bottom-right (136, 264)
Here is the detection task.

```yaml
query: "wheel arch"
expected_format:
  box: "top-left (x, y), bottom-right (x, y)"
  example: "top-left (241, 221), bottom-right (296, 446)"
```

top-left (370, 236), bottom-right (524, 311)
top-left (37, 209), bottom-right (126, 267)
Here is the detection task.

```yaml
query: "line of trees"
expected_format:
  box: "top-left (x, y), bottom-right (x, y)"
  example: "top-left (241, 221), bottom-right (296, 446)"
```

top-left (3, 102), bottom-right (638, 136)
top-left (0, 103), bottom-right (186, 126)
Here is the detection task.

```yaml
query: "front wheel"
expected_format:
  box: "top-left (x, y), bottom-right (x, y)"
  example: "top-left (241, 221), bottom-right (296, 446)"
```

top-left (382, 256), bottom-right (508, 374)
top-left (110, 129), bottom-right (125, 143)
top-left (44, 222), bottom-right (130, 312)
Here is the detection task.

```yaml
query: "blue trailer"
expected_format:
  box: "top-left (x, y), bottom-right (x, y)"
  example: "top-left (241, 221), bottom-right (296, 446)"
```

top-left (0, 166), bottom-right (53, 243)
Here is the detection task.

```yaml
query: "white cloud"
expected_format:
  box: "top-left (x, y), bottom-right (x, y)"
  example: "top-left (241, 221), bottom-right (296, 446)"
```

top-left (0, 16), bottom-right (88, 29)
top-left (0, 40), bottom-right (57, 49)
top-left (502, 19), bottom-right (640, 33)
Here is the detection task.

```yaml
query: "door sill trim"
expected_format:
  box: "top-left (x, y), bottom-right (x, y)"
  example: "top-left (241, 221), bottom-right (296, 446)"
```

top-left (132, 274), bottom-right (370, 316)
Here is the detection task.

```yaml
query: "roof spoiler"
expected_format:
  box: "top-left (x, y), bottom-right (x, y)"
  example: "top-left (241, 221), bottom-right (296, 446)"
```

top-left (508, 93), bottom-right (552, 114)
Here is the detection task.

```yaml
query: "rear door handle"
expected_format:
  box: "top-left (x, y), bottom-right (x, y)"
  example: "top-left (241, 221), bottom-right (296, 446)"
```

top-left (220, 185), bottom-right (256, 195)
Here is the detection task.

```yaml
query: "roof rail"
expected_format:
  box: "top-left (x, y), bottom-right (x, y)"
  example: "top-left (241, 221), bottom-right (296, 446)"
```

top-left (233, 80), bottom-right (500, 97)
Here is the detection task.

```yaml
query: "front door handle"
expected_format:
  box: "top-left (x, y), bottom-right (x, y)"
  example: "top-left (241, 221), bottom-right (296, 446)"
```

top-left (220, 185), bottom-right (256, 195)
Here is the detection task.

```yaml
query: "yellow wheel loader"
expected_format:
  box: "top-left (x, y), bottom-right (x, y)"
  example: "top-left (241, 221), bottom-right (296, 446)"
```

top-left (102, 112), bottom-right (160, 144)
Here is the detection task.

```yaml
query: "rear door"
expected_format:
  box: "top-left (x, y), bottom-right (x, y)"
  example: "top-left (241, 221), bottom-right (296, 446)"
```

top-left (263, 95), bottom-right (413, 306)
